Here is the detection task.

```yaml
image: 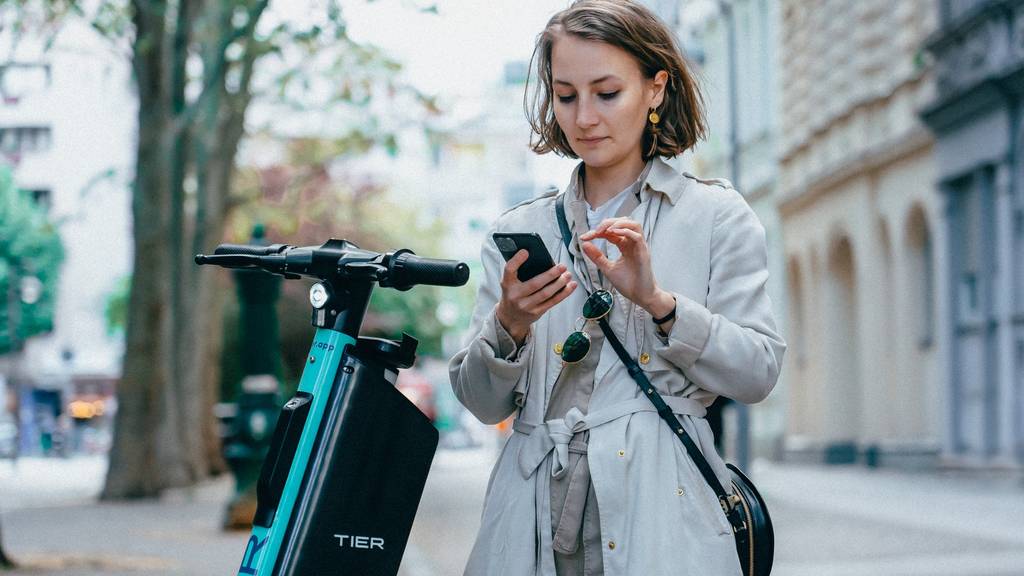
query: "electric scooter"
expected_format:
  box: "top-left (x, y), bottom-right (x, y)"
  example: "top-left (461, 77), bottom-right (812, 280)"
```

top-left (196, 238), bottom-right (469, 576)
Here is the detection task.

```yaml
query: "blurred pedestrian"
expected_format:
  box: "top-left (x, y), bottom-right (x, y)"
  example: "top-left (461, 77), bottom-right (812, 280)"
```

top-left (449, 1), bottom-right (785, 574)
top-left (0, 516), bottom-right (13, 568)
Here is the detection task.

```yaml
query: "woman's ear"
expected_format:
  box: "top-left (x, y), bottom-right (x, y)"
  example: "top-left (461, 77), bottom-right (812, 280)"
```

top-left (650, 70), bottom-right (669, 109)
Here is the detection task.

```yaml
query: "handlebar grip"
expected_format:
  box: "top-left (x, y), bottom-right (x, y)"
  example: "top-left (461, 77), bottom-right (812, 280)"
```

top-left (390, 252), bottom-right (470, 288)
top-left (213, 243), bottom-right (287, 257)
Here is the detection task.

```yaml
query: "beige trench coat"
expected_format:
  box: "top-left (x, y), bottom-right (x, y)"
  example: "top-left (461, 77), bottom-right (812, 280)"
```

top-left (449, 156), bottom-right (786, 576)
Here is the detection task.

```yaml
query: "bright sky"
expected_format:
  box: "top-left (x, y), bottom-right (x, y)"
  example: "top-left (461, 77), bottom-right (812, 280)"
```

top-left (342, 0), bottom-right (569, 110)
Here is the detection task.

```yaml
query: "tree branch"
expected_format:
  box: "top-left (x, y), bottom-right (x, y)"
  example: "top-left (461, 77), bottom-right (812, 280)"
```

top-left (172, 0), bottom-right (268, 136)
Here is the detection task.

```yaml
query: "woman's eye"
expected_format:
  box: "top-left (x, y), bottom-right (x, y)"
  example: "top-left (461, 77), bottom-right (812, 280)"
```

top-left (557, 94), bottom-right (576, 103)
top-left (598, 91), bottom-right (619, 100)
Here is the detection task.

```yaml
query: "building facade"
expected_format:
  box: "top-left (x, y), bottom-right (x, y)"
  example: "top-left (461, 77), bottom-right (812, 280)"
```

top-left (778, 0), bottom-right (946, 466)
top-left (677, 0), bottom-right (790, 460)
top-left (920, 0), bottom-right (1024, 467)
top-left (0, 22), bottom-right (134, 454)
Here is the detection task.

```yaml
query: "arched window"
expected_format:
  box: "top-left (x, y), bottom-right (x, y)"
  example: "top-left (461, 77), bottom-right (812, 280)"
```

top-left (787, 256), bottom-right (805, 367)
top-left (905, 204), bottom-right (934, 348)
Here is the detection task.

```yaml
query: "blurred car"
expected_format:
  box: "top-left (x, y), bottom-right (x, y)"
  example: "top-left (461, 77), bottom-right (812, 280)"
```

top-left (0, 420), bottom-right (17, 459)
top-left (396, 369), bottom-right (436, 423)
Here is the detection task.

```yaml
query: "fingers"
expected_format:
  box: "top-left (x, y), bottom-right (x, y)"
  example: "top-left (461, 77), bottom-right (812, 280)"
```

top-left (580, 241), bottom-right (611, 270)
top-left (501, 249), bottom-right (530, 285)
top-left (535, 277), bottom-right (578, 310)
top-left (601, 227), bottom-right (643, 249)
top-left (580, 217), bottom-right (641, 241)
top-left (521, 261), bottom-right (568, 293)
top-left (521, 270), bottom-right (575, 312)
top-left (502, 256), bottom-right (568, 306)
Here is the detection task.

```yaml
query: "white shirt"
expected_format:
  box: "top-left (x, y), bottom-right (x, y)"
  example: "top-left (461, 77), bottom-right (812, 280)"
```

top-left (584, 161), bottom-right (653, 255)
top-left (585, 187), bottom-right (632, 255)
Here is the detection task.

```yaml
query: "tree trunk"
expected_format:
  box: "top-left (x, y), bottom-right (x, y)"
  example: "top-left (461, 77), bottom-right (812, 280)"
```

top-left (104, 0), bottom-right (272, 498)
top-left (160, 0), bottom-right (207, 490)
top-left (188, 3), bottom-right (264, 479)
top-left (102, 0), bottom-right (172, 499)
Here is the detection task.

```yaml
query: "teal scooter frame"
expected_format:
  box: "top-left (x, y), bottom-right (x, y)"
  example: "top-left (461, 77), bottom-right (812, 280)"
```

top-left (196, 238), bottom-right (469, 576)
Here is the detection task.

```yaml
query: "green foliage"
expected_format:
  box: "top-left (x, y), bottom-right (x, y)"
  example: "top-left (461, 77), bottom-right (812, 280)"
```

top-left (104, 275), bottom-right (131, 336)
top-left (223, 184), bottom-right (453, 400)
top-left (369, 285), bottom-right (445, 357)
top-left (221, 136), bottom-right (457, 399)
top-left (0, 166), bottom-right (64, 354)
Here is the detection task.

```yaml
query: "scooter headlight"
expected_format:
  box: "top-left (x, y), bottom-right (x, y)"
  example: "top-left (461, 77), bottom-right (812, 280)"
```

top-left (309, 283), bottom-right (330, 309)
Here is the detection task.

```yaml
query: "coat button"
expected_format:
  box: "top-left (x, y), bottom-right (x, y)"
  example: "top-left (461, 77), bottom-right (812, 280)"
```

top-left (676, 487), bottom-right (686, 496)
top-left (639, 352), bottom-right (650, 364)
top-left (617, 450), bottom-right (625, 457)
top-left (553, 342), bottom-right (563, 355)
top-left (608, 541), bottom-right (616, 550)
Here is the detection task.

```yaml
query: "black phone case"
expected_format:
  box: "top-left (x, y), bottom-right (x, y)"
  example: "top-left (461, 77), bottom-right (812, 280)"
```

top-left (493, 233), bottom-right (556, 282)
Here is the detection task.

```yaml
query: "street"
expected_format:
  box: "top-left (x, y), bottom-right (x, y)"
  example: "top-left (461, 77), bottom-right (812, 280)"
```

top-left (2, 448), bottom-right (1023, 575)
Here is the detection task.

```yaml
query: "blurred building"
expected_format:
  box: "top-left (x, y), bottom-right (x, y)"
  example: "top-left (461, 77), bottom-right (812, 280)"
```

top-left (413, 62), bottom-right (577, 355)
top-left (663, 0), bottom-right (790, 461)
top-left (421, 62), bottom-right (577, 261)
top-left (919, 0), bottom-right (1024, 468)
top-left (778, 0), bottom-right (944, 467)
top-left (0, 21), bottom-right (133, 453)
top-left (250, 59), bottom-right (579, 355)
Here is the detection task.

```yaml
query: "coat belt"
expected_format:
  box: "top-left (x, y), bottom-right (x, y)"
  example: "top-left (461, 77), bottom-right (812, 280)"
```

top-left (512, 396), bottom-right (707, 480)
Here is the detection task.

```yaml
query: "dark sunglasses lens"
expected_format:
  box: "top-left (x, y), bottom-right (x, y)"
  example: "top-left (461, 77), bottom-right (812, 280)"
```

top-left (560, 331), bottom-right (590, 363)
top-left (582, 290), bottom-right (613, 320)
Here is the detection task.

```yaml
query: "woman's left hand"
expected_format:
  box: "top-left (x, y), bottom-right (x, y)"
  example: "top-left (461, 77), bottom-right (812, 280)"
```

top-left (580, 217), bottom-right (665, 310)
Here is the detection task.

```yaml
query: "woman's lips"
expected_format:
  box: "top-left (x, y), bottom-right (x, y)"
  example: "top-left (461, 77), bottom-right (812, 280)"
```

top-left (579, 137), bottom-right (607, 145)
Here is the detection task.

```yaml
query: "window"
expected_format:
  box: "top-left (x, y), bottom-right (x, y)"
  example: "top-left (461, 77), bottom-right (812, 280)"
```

top-left (0, 63), bottom-right (51, 104)
top-left (1015, 207), bottom-right (1023, 315)
top-left (0, 126), bottom-right (53, 155)
top-left (951, 169), bottom-right (997, 325)
top-left (920, 225), bottom-right (935, 347)
top-left (26, 189), bottom-right (51, 212)
top-left (955, 176), bottom-right (982, 321)
top-left (948, 0), bottom-right (986, 23)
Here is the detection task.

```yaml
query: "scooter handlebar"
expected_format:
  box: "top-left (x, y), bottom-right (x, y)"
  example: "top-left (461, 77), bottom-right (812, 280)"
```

top-left (387, 250), bottom-right (469, 289)
top-left (197, 240), bottom-right (470, 289)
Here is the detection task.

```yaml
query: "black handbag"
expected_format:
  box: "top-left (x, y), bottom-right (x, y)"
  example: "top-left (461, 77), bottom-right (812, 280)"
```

top-left (555, 195), bottom-right (773, 576)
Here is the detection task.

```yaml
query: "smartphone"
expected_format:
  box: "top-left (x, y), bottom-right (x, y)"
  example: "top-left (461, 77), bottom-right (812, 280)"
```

top-left (492, 232), bottom-right (556, 282)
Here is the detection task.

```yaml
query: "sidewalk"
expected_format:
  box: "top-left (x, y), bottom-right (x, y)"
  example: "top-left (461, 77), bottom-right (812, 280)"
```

top-left (0, 453), bottom-right (488, 576)
top-left (1, 457), bottom-right (247, 575)
top-left (2, 453), bottom-right (1024, 575)
top-left (754, 460), bottom-right (1024, 576)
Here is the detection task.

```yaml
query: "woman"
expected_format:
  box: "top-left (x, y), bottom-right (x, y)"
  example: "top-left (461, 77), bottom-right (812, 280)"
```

top-left (448, 1), bottom-right (786, 574)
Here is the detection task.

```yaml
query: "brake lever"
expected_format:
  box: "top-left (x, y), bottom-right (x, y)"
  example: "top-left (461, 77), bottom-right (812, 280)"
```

top-left (342, 261), bottom-right (387, 280)
top-left (195, 254), bottom-right (262, 267)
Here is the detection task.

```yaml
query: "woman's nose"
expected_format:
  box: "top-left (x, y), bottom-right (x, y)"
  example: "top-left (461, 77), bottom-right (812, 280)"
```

top-left (575, 99), bottom-right (599, 129)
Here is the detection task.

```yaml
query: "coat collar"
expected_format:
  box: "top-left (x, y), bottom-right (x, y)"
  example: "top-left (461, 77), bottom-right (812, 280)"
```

top-left (564, 155), bottom-right (685, 207)
top-left (644, 155), bottom-right (686, 205)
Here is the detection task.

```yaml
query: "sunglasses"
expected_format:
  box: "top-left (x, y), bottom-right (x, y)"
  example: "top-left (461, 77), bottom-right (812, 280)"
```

top-left (556, 289), bottom-right (614, 364)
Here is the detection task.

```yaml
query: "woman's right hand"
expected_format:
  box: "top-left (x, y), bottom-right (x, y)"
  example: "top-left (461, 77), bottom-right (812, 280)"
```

top-left (495, 250), bottom-right (577, 346)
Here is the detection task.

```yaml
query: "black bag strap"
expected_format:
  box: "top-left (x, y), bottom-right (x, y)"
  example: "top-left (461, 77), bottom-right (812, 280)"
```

top-left (555, 193), bottom-right (744, 528)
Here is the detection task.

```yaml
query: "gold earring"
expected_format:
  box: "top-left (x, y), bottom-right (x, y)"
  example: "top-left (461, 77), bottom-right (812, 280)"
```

top-left (647, 109), bottom-right (660, 157)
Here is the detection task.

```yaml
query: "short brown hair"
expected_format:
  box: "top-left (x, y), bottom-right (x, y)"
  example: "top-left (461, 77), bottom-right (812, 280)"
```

top-left (525, 0), bottom-right (707, 160)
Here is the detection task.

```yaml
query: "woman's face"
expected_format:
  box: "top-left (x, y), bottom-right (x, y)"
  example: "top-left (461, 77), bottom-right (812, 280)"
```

top-left (550, 34), bottom-right (666, 170)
